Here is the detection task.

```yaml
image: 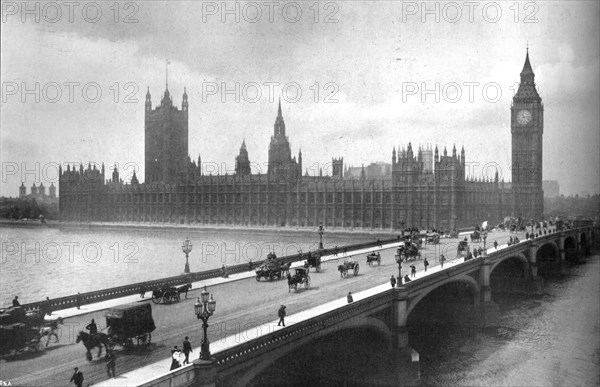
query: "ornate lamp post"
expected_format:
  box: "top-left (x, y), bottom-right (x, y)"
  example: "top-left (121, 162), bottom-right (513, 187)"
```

top-left (318, 223), bottom-right (325, 250)
top-left (395, 253), bottom-right (403, 283)
top-left (182, 238), bottom-right (193, 274)
top-left (482, 231), bottom-right (488, 256)
top-left (194, 286), bottom-right (216, 360)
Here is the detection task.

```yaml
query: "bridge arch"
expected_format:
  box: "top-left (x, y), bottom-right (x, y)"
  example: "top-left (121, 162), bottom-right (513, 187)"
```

top-left (490, 252), bottom-right (529, 275)
top-left (235, 316), bottom-right (392, 387)
top-left (564, 236), bottom-right (578, 262)
top-left (406, 275), bottom-right (480, 319)
top-left (535, 240), bottom-right (560, 277)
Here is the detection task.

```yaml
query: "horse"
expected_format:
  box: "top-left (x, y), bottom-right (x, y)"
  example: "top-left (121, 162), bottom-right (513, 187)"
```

top-left (337, 264), bottom-right (347, 278)
top-left (76, 331), bottom-right (110, 361)
top-left (279, 262), bottom-right (291, 277)
top-left (41, 317), bottom-right (63, 347)
top-left (176, 283), bottom-right (192, 299)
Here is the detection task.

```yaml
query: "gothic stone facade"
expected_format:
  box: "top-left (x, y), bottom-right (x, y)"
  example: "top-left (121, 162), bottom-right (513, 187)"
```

top-left (59, 51), bottom-right (541, 230)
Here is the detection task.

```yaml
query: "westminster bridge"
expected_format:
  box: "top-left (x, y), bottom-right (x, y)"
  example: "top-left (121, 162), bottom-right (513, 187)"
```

top-left (90, 226), bottom-right (595, 387)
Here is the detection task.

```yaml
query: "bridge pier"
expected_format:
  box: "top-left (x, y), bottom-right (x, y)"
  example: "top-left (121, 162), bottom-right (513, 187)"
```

top-left (527, 244), bottom-right (545, 294)
top-left (479, 257), bottom-right (500, 326)
top-left (393, 287), bottom-right (420, 386)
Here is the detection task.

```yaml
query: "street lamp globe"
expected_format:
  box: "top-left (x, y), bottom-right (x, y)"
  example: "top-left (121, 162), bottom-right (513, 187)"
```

top-left (201, 286), bottom-right (210, 303)
top-left (194, 297), bottom-right (201, 316)
top-left (208, 296), bottom-right (216, 313)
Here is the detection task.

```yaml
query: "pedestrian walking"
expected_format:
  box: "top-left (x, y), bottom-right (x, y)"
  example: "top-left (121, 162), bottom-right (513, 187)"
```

top-left (182, 336), bottom-right (193, 365)
top-left (69, 367), bottom-right (84, 387)
top-left (277, 305), bottom-right (286, 327)
top-left (170, 346), bottom-right (181, 370)
top-left (440, 254), bottom-right (446, 268)
top-left (139, 284), bottom-right (146, 298)
top-left (390, 275), bottom-right (396, 288)
top-left (105, 350), bottom-right (116, 378)
top-left (76, 292), bottom-right (81, 310)
top-left (410, 265), bottom-right (416, 278)
top-left (12, 296), bottom-right (20, 307)
top-left (347, 292), bottom-right (353, 303)
top-left (423, 258), bottom-right (429, 271)
top-left (403, 275), bottom-right (411, 283)
top-left (494, 240), bottom-right (498, 249)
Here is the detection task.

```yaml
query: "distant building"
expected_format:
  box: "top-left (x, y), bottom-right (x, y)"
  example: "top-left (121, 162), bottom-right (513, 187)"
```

top-left (59, 50), bottom-right (542, 230)
top-left (19, 182), bottom-right (58, 204)
top-left (543, 180), bottom-right (560, 198)
top-left (345, 162), bottom-right (391, 180)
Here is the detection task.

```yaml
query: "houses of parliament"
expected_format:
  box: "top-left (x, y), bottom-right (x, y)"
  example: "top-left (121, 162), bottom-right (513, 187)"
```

top-left (59, 50), bottom-right (544, 231)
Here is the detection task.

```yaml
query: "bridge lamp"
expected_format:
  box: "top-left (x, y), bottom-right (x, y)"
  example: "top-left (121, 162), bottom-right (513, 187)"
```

top-left (182, 238), bottom-right (193, 274)
top-left (194, 286), bottom-right (216, 361)
top-left (395, 254), bottom-right (403, 281)
top-left (318, 223), bottom-right (325, 250)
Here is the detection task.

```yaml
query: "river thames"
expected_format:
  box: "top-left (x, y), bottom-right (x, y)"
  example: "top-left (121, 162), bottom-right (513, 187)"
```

top-left (0, 225), bottom-right (385, 306)
top-left (420, 254), bottom-right (600, 386)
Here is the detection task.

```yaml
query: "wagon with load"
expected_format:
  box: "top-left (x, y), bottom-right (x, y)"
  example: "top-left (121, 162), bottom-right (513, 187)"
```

top-left (106, 302), bottom-right (156, 349)
top-left (0, 307), bottom-right (44, 357)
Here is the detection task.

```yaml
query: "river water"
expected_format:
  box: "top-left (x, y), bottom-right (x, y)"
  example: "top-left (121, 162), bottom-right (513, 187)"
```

top-left (0, 225), bottom-right (380, 306)
top-left (420, 255), bottom-right (600, 386)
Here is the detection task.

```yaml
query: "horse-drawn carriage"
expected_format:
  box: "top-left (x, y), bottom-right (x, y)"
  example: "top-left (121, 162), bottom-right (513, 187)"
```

top-left (0, 307), bottom-right (44, 357)
top-left (304, 252), bottom-right (322, 272)
top-left (366, 252), bottom-right (381, 266)
top-left (151, 283), bottom-right (191, 304)
top-left (470, 230), bottom-right (481, 242)
top-left (457, 240), bottom-right (470, 258)
top-left (426, 233), bottom-right (440, 244)
top-left (287, 267), bottom-right (311, 292)
top-left (255, 259), bottom-right (291, 281)
top-left (398, 242), bottom-right (420, 261)
top-left (106, 303), bottom-right (156, 349)
top-left (338, 260), bottom-right (360, 278)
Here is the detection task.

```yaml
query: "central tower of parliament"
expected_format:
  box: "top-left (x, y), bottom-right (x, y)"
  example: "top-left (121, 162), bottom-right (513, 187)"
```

top-left (59, 51), bottom-right (543, 230)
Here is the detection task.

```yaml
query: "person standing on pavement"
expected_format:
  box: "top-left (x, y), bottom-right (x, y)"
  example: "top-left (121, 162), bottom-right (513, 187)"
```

top-left (440, 254), bottom-right (446, 268)
top-left (76, 292), bottom-right (82, 310)
top-left (423, 258), bottom-right (429, 271)
top-left (170, 346), bottom-right (181, 370)
top-left (69, 367), bottom-right (84, 387)
top-left (347, 292), bottom-right (353, 303)
top-left (12, 296), bottom-right (20, 307)
top-left (277, 305), bottom-right (286, 327)
top-left (410, 265), bottom-right (416, 278)
top-left (494, 240), bottom-right (498, 249)
top-left (390, 275), bottom-right (396, 288)
top-left (182, 336), bottom-right (193, 365)
top-left (105, 349), bottom-right (116, 378)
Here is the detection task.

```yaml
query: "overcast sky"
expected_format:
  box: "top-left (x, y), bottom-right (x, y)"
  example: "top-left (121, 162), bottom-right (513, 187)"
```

top-left (1, 1), bottom-right (599, 197)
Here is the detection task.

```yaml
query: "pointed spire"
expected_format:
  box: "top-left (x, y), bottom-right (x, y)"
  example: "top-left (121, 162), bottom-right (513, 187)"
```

top-left (452, 144), bottom-right (457, 157)
top-left (443, 147), bottom-right (447, 157)
top-left (520, 47), bottom-right (534, 84)
top-left (277, 97), bottom-right (282, 118)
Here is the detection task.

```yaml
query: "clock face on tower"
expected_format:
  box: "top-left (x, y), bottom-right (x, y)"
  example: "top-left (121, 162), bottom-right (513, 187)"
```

top-left (517, 109), bottom-right (532, 125)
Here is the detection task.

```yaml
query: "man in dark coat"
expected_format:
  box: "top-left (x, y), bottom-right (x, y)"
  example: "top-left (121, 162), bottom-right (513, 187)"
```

top-left (86, 319), bottom-right (98, 335)
top-left (70, 367), bottom-right (84, 387)
top-left (423, 258), bottom-right (429, 271)
top-left (42, 297), bottom-right (52, 316)
top-left (277, 305), bottom-right (286, 327)
top-left (182, 336), bottom-right (193, 365)
top-left (347, 292), bottom-right (353, 303)
top-left (12, 296), bottom-right (20, 307)
top-left (390, 275), bottom-right (396, 288)
top-left (105, 350), bottom-right (116, 378)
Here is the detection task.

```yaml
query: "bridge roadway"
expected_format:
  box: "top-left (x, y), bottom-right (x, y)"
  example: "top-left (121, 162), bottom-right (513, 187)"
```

top-left (2, 230), bottom-right (523, 387)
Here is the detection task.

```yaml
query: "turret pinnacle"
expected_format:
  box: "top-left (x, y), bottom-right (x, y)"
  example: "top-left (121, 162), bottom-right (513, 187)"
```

top-left (277, 97), bottom-right (282, 118)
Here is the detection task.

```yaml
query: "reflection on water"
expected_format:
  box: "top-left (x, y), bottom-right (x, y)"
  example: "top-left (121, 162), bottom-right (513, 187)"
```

top-left (0, 226), bottom-right (378, 305)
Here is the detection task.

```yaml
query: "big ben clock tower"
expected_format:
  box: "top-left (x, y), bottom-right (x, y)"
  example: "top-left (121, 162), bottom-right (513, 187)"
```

top-left (511, 48), bottom-right (544, 220)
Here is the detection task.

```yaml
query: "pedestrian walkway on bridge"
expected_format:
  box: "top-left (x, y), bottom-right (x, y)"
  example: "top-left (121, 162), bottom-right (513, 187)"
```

top-left (94, 240), bottom-right (514, 386)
